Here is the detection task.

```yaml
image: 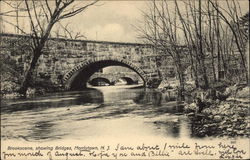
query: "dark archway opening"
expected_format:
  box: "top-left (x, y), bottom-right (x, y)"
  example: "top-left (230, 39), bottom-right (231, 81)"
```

top-left (66, 60), bottom-right (146, 90)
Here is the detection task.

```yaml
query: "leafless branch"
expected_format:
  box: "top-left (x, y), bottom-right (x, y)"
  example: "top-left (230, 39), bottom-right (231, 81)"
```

top-left (58, 0), bottom-right (98, 21)
top-left (2, 19), bottom-right (27, 35)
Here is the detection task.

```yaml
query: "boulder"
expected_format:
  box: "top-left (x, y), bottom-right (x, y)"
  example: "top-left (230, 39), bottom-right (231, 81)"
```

top-left (213, 115), bottom-right (223, 122)
top-left (184, 102), bottom-right (198, 113)
top-left (26, 88), bottom-right (36, 96)
top-left (224, 85), bottom-right (238, 95)
top-left (236, 86), bottom-right (250, 98)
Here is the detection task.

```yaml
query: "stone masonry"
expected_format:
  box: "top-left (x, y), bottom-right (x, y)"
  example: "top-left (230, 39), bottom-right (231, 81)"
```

top-left (1, 33), bottom-right (169, 90)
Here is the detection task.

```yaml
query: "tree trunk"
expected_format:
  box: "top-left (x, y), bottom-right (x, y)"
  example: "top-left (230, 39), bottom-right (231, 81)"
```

top-left (175, 0), bottom-right (199, 88)
top-left (208, 1), bottom-right (217, 82)
top-left (176, 61), bottom-right (185, 101)
top-left (199, 0), bottom-right (209, 89)
top-left (18, 50), bottom-right (41, 95)
top-left (18, 19), bottom-right (54, 95)
top-left (216, 1), bottom-right (221, 81)
top-left (177, 72), bottom-right (185, 101)
top-left (190, 51), bottom-right (199, 88)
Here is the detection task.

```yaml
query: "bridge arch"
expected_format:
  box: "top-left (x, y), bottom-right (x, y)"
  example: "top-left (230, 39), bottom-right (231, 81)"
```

top-left (63, 57), bottom-right (148, 90)
top-left (116, 77), bottom-right (137, 85)
top-left (89, 77), bottom-right (111, 86)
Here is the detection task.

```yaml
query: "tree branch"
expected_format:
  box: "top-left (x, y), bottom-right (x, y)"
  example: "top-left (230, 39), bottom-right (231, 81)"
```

top-left (58, 0), bottom-right (98, 20)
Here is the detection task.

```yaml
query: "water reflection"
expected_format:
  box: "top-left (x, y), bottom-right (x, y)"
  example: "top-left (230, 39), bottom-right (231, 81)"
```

top-left (133, 89), bottom-right (179, 105)
top-left (132, 90), bottom-right (185, 117)
top-left (1, 88), bottom-right (104, 113)
top-left (1, 86), bottom-right (197, 141)
top-left (133, 90), bottom-right (162, 106)
top-left (152, 120), bottom-right (179, 137)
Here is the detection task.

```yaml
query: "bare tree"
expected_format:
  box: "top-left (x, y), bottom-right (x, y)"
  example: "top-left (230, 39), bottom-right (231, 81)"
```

top-left (174, 0), bottom-right (210, 89)
top-left (208, 0), bottom-right (249, 83)
top-left (175, 0), bottom-right (201, 87)
top-left (137, 0), bottom-right (248, 91)
top-left (2, 0), bottom-right (98, 95)
top-left (136, 0), bottom-right (188, 99)
top-left (55, 22), bottom-right (87, 39)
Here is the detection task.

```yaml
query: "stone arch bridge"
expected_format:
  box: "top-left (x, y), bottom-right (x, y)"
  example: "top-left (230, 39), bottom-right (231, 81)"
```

top-left (63, 57), bottom-right (149, 89)
top-left (88, 72), bottom-right (142, 85)
top-left (1, 33), bottom-right (172, 90)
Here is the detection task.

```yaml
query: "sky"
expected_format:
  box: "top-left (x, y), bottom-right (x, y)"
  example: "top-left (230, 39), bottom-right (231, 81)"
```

top-left (1, 1), bottom-right (147, 42)
top-left (64, 1), bottom-right (146, 42)
top-left (1, 0), bottom-right (249, 43)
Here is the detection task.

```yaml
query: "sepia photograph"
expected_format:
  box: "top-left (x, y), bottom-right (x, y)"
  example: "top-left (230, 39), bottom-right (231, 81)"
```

top-left (0, 0), bottom-right (249, 159)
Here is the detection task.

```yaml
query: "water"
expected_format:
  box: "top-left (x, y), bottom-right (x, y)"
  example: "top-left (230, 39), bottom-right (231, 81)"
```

top-left (2, 85), bottom-right (250, 160)
top-left (1, 85), bottom-right (193, 142)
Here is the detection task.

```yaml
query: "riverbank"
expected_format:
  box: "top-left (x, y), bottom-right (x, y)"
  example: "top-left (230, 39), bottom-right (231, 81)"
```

top-left (186, 98), bottom-right (250, 138)
top-left (158, 80), bottom-right (250, 138)
top-left (1, 83), bottom-right (63, 99)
